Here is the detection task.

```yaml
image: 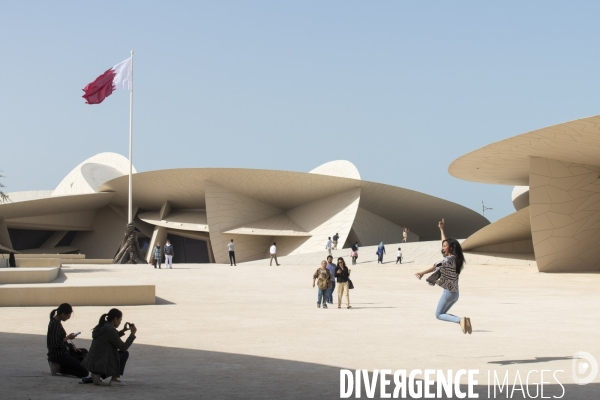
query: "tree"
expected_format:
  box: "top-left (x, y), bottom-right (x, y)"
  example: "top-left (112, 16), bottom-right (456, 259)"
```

top-left (0, 171), bottom-right (8, 203)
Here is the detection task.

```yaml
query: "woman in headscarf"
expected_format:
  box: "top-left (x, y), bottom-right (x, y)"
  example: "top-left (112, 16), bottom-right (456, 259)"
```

top-left (376, 242), bottom-right (386, 263)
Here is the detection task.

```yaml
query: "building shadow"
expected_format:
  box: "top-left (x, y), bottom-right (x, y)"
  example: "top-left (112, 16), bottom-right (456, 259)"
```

top-left (488, 356), bottom-right (574, 365)
top-left (155, 296), bottom-right (176, 305)
top-left (1, 332), bottom-right (597, 399)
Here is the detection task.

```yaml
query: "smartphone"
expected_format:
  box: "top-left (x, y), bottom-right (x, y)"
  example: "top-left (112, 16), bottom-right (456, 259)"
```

top-left (74, 332), bottom-right (81, 336)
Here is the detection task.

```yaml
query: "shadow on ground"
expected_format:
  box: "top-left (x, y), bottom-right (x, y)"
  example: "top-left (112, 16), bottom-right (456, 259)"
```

top-left (1, 332), bottom-right (598, 399)
top-left (489, 356), bottom-right (574, 365)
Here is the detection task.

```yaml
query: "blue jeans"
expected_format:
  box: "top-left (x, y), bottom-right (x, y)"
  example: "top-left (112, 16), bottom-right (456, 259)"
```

top-left (317, 287), bottom-right (328, 306)
top-left (327, 281), bottom-right (336, 302)
top-left (435, 289), bottom-right (460, 323)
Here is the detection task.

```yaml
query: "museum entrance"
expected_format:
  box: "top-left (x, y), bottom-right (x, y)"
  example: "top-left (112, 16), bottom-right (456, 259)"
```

top-left (166, 234), bottom-right (211, 263)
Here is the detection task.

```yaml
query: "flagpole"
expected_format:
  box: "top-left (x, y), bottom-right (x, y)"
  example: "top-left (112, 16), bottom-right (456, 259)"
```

top-left (128, 50), bottom-right (134, 223)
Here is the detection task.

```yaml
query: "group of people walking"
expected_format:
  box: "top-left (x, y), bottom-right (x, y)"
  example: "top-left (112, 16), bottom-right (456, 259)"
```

top-left (46, 303), bottom-right (138, 385)
top-left (312, 255), bottom-right (352, 309)
top-left (325, 233), bottom-right (340, 255)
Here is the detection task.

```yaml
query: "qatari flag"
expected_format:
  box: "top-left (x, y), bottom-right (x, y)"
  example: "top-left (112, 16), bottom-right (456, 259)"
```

top-left (82, 57), bottom-right (132, 104)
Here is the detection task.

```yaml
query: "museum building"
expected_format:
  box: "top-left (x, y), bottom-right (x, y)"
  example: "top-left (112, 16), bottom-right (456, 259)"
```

top-left (451, 114), bottom-right (600, 272)
top-left (0, 154), bottom-right (489, 264)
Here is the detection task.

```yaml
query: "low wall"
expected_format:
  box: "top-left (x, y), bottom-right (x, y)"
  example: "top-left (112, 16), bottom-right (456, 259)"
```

top-left (0, 281), bottom-right (156, 307)
top-left (62, 259), bottom-right (114, 265)
top-left (16, 254), bottom-right (85, 259)
top-left (16, 258), bottom-right (61, 268)
top-left (0, 267), bottom-right (60, 284)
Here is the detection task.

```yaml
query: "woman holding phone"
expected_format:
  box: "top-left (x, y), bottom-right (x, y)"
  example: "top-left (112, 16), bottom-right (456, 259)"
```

top-left (46, 303), bottom-right (92, 382)
top-left (81, 308), bottom-right (137, 386)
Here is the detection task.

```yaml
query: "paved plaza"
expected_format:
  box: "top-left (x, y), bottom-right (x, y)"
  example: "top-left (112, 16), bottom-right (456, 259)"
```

top-left (1, 243), bottom-right (599, 399)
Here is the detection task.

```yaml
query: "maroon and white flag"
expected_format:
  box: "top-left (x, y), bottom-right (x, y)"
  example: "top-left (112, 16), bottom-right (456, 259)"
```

top-left (82, 57), bottom-right (132, 104)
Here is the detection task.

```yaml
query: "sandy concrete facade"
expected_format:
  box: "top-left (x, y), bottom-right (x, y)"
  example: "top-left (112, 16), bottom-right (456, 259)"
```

top-left (0, 157), bottom-right (488, 265)
top-left (529, 157), bottom-right (600, 272)
top-left (450, 114), bottom-right (600, 272)
top-left (461, 207), bottom-right (532, 253)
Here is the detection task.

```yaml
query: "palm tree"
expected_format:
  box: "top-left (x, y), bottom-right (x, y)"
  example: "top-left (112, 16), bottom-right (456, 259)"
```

top-left (0, 171), bottom-right (8, 203)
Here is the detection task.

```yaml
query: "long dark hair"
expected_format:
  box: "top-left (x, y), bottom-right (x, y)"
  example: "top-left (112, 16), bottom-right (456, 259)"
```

top-left (443, 238), bottom-right (465, 274)
top-left (337, 257), bottom-right (347, 268)
top-left (94, 308), bottom-right (123, 331)
top-left (50, 303), bottom-right (73, 320)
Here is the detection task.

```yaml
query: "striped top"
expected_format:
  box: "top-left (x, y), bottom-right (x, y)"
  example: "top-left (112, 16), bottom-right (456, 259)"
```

top-left (435, 255), bottom-right (459, 293)
top-left (47, 318), bottom-right (68, 358)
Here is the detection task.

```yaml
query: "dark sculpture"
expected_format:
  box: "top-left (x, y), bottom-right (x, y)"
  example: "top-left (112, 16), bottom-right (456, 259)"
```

top-left (113, 221), bottom-right (146, 264)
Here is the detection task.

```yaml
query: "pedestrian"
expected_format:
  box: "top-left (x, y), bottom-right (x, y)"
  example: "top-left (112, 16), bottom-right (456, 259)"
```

top-left (8, 251), bottom-right (16, 267)
top-left (325, 255), bottom-right (336, 304)
top-left (153, 242), bottom-right (162, 269)
top-left (164, 240), bottom-right (174, 269)
top-left (415, 218), bottom-right (472, 334)
top-left (376, 242), bottom-right (386, 263)
top-left (403, 227), bottom-right (409, 243)
top-left (350, 242), bottom-right (359, 265)
top-left (228, 239), bottom-right (236, 266)
top-left (396, 247), bottom-right (402, 264)
top-left (325, 237), bottom-right (333, 255)
top-left (269, 242), bottom-right (280, 266)
top-left (46, 303), bottom-right (93, 383)
top-left (335, 257), bottom-right (351, 309)
top-left (332, 233), bottom-right (339, 250)
top-left (312, 261), bottom-right (331, 309)
top-left (82, 308), bottom-right (137, 386)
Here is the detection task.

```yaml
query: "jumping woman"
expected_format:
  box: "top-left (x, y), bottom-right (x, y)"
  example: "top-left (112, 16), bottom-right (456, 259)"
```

top-left (415, 219), bottom-right (472, 334)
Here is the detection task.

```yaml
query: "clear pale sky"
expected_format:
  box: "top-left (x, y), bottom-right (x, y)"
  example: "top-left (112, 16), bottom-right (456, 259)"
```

top-left (2, 1), bottom-right (599, 222)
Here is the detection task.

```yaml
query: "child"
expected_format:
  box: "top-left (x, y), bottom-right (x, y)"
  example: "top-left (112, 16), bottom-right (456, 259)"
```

top-left (396, 247), bottom-right (402, 264)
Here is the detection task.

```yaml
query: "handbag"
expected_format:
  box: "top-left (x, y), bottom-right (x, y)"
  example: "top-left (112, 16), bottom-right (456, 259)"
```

top-left (426, 263), bottom-right (442, 286)
top-left (67, 341), bottom-right (88, 362)
top-left (348, 279), bottom-right (354, 289)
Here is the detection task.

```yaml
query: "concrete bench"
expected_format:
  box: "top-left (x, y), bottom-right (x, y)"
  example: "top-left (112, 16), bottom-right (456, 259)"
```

top-left (0, 267), bottom-right (60, 284)
top-left (0, 279), bottom-right (155, 307)
top-left (15, 258), bottom-right (62, 268)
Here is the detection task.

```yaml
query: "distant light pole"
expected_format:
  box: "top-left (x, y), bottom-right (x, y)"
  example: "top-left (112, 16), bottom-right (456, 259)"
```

top-left (482, 201), bottom-right (493, 217)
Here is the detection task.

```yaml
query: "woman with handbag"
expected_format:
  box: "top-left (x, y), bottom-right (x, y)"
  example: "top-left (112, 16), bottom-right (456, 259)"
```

top-left (81, 308), bottom-right (137, 386)
top-left (46, 303), bottom-right (93, 382)
top-left (415, 219), bottom-right (472, 334)
top-left (335, 257), bottom-right (352, 309)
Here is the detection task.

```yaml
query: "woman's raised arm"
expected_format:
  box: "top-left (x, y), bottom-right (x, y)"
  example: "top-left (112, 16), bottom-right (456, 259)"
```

top-left (439, 218), bottom-right (447, 242)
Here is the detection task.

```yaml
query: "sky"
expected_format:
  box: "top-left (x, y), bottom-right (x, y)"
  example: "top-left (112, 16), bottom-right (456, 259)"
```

top-left (2, 1), bottom-right (600, 223)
